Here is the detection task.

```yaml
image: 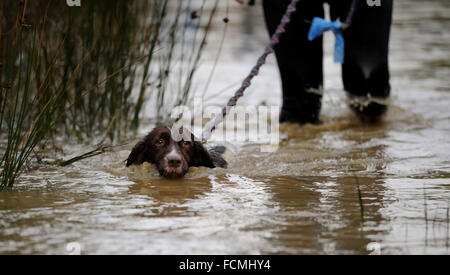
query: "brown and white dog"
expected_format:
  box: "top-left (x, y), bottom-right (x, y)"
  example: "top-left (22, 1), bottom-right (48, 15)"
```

top-left (126, 126), bottom-right (227, 178)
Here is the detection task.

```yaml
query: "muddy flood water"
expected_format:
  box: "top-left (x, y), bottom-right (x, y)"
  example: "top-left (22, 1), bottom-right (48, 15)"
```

top-left (1, 0), bottom-right (449, 254)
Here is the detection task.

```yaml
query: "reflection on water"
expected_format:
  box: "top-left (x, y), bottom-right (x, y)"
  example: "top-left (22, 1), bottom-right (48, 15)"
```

top-left (0, 0), bottom-right (449, 254)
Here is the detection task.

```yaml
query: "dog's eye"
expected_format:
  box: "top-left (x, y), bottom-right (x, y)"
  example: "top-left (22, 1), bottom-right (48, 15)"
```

top-left (155, 138), bottom-right (165, 146)
top-left (181, 141), bottom-right (191, 147)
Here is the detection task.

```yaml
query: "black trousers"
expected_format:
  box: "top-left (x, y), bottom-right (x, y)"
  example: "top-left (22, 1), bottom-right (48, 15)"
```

top-left (262, 0), bottom-right (393, 123)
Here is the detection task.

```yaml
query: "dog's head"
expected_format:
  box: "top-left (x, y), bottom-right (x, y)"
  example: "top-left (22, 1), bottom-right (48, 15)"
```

top-left (126, 126), bottom-right (215, 178)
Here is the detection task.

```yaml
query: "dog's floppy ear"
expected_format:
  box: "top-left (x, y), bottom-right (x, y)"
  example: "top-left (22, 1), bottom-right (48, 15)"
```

top-left (190, 141), bottom-right (215, 168)
top-left (126, 141), bottom-right (147, 166)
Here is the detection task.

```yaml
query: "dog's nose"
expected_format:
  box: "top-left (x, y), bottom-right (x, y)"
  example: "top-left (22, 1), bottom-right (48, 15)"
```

top-left (167, 156), bottom-right (182, 167)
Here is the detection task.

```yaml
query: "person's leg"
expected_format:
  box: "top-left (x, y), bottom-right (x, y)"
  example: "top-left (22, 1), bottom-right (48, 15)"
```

top-left (263, 0), bottom-right (324, 124)
top-left (331, 0), bottom-right (393, 119)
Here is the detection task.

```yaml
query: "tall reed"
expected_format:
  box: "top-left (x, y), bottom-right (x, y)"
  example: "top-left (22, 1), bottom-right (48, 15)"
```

top-left (0, 0), bottom-right (218, 189)
top-left (0, 1), bottom-right (68, 189)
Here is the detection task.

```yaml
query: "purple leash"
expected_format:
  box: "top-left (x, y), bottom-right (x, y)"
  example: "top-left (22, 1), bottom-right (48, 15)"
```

top-left (344, 0), bottom-right (360, 27)
top-left (202, 0), bottom-right (301, 142)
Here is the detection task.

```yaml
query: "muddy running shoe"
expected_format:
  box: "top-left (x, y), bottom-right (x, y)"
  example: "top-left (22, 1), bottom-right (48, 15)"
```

top-left (347, 92), bottom-right (390, 122)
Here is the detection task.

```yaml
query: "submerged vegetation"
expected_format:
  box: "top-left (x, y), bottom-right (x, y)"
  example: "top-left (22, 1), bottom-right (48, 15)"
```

top-left (0, 0), bottom-right (218, 189)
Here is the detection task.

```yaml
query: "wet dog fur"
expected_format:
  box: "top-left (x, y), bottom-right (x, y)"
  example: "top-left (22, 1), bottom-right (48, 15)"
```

top-left (126, 126), bottom-right (227, 178)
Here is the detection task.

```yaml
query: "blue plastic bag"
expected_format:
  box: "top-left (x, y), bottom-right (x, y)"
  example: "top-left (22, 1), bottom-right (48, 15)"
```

top-left (308, 17), bottom-right (345, 64)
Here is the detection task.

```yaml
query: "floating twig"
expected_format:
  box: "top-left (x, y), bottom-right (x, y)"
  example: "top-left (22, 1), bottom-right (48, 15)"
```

top-left (354, 174), bottom-right (365, 225)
